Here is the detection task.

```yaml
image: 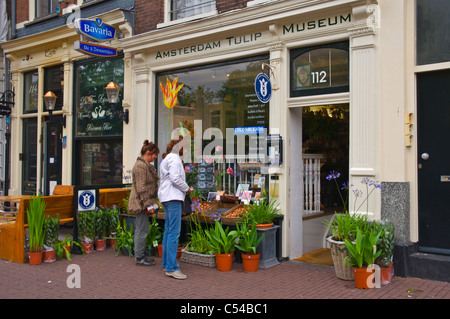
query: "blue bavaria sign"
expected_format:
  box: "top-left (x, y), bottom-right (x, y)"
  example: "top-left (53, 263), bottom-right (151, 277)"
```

top-left (74, 40), bottom-right (117, 57)
top-left (75, 18), bottom-right (116, 42)
top-left (254, 72), bottom-right (272, 104)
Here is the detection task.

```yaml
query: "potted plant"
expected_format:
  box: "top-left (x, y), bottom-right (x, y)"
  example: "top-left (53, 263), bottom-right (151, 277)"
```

top-left (106, 208), bottom-right (120, 248)
top-left (43, 215), bottom-right (59, 263)
top-left (323, 171), bottom-right (381, 281)
top-left (181, 214), bottom-right (216, 267)
top-left (110, 219), bottom-right (134, 257)
top-left (245, 197), bottom-right (281, 229)
top-left (27, 194), bottom-right (46, 265)
top-left (55, 234), bottom-right (84, 261)
top-left (94, 209), bottom-right (108, 251)
top-left (375, 220), bottom-right (395, 285)
top-left (145, 216), bottom-right (163, 257)
top-left (204, 220), bottom-right (239, 271)
top-left (234, 221), bottom-right (265, 272)
top-left (344, 227), bottom-right (383, 289)
top-left (77, 210), bottom-right (96, 253)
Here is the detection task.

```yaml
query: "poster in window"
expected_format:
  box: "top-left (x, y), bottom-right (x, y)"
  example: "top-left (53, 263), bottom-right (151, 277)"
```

top-left (296, 64), bottom-right (311, 88)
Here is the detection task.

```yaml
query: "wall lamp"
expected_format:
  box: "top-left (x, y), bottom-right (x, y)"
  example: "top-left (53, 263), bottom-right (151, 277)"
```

top-left (105, 81), bottom-right (128, 124)
top-left (43, 91), bottom-right (66, 128)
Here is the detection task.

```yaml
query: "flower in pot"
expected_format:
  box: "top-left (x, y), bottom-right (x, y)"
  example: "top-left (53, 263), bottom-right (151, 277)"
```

top-left (94, 209), bottom-right (108, 251)
top-left (77, 210), bottom-right (96, 253)
top-left (185, 213), bottom-right (213, 255)
top-left (234, 221), bottom-right (265, 271)
top-left (43, 215), bottom-right (59, 263)
top-left (204, 220), bottom-right (239, 271)
top-left (245, 197), bottom-right (281, 229)
top-left (105, 208), bottom-right (120, 248)
top-left (374, 220), bottom-right (395, 285)
top-left (55, 234), bottom-right (84, 261)
top-left (344, 227), bottom-right (383, 289)
top-left (27, 194), bottom-right (46, 265)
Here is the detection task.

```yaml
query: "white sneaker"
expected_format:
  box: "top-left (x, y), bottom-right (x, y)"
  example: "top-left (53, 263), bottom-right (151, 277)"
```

top-left (165, 270), bottom-right (187, 280)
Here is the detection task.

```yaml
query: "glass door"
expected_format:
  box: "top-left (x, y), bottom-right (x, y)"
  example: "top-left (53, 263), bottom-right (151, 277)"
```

top-left (22, 118), bottom-right (38, 195)
top-left (42, 120), bottom-right (63, 195)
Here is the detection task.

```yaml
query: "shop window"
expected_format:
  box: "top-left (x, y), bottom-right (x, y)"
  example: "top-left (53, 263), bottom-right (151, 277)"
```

top-left (416, 0), bottom-right (450, 65)
top-left (35, 0), bottom-right (58, 18)
top-left (75, 58), bottom-right (124, 137)
top-left (290, 41), bottom-right (349, 97)
top-left (74, 57), bottom-right (124, 186)
top-left (23, 70), bottom-right (38, 114)
top-left (156, 56), bottom-right (270, 196)
top-left (44, 65), bottom-right (64, 111)
top-left (170, 0), bottom-right (216, 21)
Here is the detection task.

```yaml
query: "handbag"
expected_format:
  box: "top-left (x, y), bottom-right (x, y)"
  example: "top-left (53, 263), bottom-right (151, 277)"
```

top-left (183, 194), bottom-right (193, 216)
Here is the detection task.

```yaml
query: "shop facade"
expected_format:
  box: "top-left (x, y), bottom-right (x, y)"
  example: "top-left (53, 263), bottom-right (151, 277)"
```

top-left (121, 0), bottom-right (450, 280)
top-left (2, 6), bottom-right (133, 195)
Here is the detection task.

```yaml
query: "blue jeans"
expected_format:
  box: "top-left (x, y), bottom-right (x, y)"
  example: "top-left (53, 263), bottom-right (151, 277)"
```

top-left (161, 201), bottom-right (182, 272)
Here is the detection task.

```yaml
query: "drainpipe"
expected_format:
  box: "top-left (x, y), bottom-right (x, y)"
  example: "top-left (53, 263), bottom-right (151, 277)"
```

top-left (11, 0), bottom-right (16, 39)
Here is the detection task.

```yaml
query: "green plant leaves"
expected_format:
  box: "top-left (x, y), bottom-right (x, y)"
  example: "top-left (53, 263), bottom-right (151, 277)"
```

top-left (27, 194), bottom-right (46, 252)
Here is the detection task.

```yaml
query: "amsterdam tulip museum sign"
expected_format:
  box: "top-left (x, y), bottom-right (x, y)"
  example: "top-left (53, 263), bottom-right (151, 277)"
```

top-left (74, 18), bottom-right (117, 57)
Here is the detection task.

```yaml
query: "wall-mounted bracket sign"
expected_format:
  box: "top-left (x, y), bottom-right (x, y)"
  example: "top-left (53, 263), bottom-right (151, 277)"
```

top-left (74, 40), bottom-right (117, 57)
top-left (254, 72), bottom-right (272, 104)
top-left (74, 18), bottom-right (117, 57)
top-left (75, 18), bottom-right (116, 42)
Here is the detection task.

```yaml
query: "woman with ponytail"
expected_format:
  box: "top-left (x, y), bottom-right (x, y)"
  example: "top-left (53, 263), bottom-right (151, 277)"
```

top-left (128, 140), bottom-right (160, 266)
top-left (158, 138), bottom-right (189, 280)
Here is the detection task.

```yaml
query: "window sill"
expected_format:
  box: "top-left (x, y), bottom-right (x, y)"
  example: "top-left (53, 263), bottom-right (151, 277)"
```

top-left (157, 10), bottom-right (218, 29)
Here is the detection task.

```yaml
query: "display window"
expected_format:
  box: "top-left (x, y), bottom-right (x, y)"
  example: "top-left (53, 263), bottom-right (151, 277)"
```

top-left (23, 70), bottom-right (38, 114)
top-left (156, 55), bottom-right (270, 197)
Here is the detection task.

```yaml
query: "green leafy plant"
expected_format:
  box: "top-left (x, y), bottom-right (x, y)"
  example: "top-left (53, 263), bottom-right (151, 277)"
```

top-left (185, 214), bottom-right (213, 255)
top-left (374, 220), bottom-right (395, 267)
top-left (27, 194), bottom-right (47, 253)
top-left (245, 197), bottom-right (281, 225)
top-left (344, 227), bottom-right (383, 268)
top-left (55, 234), bottom-right (84, 261)
top-left (234, 221), bottom-right (264, 254)
top-left (77, 210), bottom-right (96, 242)
top-left (105, 208), bottom-right (120, 236)
top-left (204, 221), bottom-right (238, 254)
top-left (110, 219), bottom-right (134, 257)
top-left (94, 209), bottom-right (108, 239)
top-left (146, 216), bottom-right (163, 252)
top-left (323, 213), bottom-right (368, 242)
top-left (43, 215), bottom-right (59, 249)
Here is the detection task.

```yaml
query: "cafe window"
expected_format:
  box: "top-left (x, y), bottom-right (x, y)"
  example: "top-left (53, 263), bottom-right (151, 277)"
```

top-left (156, 55), bottom-right (270, 196)
top-left (23, 70), bottom-right (38, 114)
top-left (170, 0), bottom-right (216, 21)
top-left (416, 0), bottom-right (450, 65)
top-left (74, 57), bottom-right (124, 186)
top-left (44, 65), bottom-right (64, 111)
top-left (290, 41), bottom-right (349, 97)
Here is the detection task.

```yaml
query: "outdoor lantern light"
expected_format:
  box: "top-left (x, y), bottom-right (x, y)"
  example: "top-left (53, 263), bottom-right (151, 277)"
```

top-left (43, 91), bottom-right (66, 128)
top-left (105, 81), bottom-right (128, 124)
top-left (105, 81), bottom-right (120, 104)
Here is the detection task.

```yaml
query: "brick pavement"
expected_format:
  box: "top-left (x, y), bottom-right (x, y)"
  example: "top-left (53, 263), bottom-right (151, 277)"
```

top-left (1, 248), bottom-right (449, 302)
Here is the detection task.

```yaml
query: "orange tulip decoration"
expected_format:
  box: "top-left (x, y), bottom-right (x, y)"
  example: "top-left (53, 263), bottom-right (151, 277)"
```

top-left (160, 77), bottom-right (184, 135)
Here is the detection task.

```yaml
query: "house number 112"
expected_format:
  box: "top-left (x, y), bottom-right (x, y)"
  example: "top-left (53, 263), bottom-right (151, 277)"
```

top-left (311, 71), bottom-right (327, 84)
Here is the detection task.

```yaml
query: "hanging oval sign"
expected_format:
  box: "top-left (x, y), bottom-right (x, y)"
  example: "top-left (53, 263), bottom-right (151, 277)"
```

top-left (254, 72), bottom-right (272, 103)
top-left (75, 18), bottom-right (116, 42)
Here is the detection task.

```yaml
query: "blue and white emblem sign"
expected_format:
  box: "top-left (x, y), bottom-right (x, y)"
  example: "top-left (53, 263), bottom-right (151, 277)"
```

top-left (78, 190), bottom-right (96, 211)
top-left (254, 72), bottom-right (272, 104)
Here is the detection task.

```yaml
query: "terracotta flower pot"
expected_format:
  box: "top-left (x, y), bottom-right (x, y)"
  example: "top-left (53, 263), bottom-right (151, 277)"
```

top-left (95, 238), bottom-right (107, 251)
top-left (62, 244), bottom-right (71, 258)
top-left (380, 263), bottom-right (394, 285)
top-left (352, 266), bottom-right (375, 289)
top-left (215, 253), bottom-right (233, 271)
top-left (242, 253), bottom-right (260, 272)
top-left (82, 241), bottom-right (94, 254)
top-left (28, 251), bottom-right (43, 265)
top-left (109, 238), bottom-right (117, 249)
top-left (43, 248), bottom-right (56, 263)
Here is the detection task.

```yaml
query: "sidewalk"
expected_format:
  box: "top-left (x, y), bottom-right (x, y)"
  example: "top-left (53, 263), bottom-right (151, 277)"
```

top-left (1, 248), bottom-right (448, 302)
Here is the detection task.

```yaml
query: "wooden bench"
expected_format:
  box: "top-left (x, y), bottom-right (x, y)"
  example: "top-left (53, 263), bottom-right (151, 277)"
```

top-left (0, 188), bottom-right (130, 264)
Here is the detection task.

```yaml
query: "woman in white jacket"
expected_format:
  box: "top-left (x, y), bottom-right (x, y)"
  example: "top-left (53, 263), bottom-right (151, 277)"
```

top-left (158, 138), bottom-right (190, 280)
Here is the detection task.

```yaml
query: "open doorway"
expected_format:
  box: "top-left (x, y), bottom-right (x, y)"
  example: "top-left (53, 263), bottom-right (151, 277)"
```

top-left (296, 103), bottom-right (349, 263)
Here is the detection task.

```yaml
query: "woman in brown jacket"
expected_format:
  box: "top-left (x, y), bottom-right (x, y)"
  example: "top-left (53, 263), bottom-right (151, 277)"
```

top-left (128, 140), bottom-right (160, 266)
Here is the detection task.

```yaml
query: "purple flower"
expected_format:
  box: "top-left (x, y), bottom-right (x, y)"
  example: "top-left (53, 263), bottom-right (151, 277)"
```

top-left (326, 170), bottom-right (341, 181)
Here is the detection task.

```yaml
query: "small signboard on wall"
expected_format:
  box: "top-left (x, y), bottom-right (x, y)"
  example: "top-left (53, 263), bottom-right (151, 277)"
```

top-left (78, 189), bottom-right (96, 211)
